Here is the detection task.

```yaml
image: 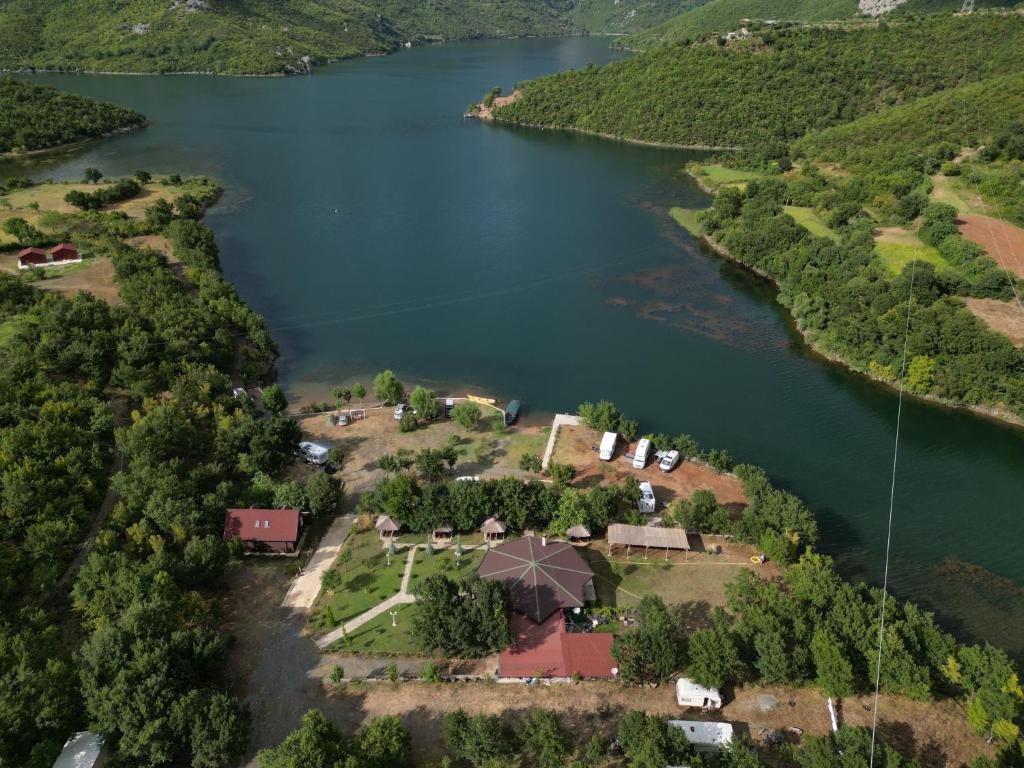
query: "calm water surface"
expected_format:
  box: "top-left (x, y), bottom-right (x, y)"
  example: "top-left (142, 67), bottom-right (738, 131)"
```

top-left (8, 38), bottom-right (1023, 656)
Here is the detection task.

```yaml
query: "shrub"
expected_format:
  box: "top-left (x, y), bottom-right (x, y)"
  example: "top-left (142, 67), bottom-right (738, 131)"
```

top-left (398, 410), bottom-right (418, 433)
top-left (518, 453), bottom-right (542, 473)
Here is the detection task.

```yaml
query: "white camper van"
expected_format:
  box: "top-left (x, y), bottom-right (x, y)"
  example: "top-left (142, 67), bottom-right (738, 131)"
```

top-left (675, 678), bottom-right (723, 710)
top-left (667, 720), bottom-right (733, 753)
top-left (638, 480), bottom-right (656, 513)
top-left (632, 438), bottom-right (652, 469)
top-left (299, 441), bottom-right (330, 465)
top-left (599, 432), bottom-right (618, 461)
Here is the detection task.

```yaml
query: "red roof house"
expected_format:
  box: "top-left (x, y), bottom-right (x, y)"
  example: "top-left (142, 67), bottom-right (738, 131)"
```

top-left (17, 247), bottom-right (47, 269)
top-left (224, 508), bottom-right (303, 553)
top-left (49, 243), bottom-right (80, 264)
top-left (498, 611), bottom-right (616, 680)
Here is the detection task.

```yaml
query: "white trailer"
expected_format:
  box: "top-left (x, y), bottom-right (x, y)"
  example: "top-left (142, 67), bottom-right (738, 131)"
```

top-left (668, 720), bottom-right (733, 753)
top-left (299, 441), bottom-right (330, 465)
top-left (632, 438), bottom-right (652, 469)
top-left (599, 431), bottom-right (618, 461)
top-left (638, 480), bottom-right (656, 513)
top-left (675, 678), bottom-right (723, 709)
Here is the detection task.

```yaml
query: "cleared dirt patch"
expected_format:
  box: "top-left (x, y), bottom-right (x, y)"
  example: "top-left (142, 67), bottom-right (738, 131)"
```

top-left (552, 425), bottom-right (748, 509)
top-left (958, 213), bottom-right (1024, 279)
top-left (965, 297), bottom-right (1024, 346)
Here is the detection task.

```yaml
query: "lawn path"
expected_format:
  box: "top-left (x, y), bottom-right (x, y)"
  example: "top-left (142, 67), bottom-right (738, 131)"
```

top-left (315, 545), bottom-right (418, 649)
top-left (281, 514), bottom-right (355, 610)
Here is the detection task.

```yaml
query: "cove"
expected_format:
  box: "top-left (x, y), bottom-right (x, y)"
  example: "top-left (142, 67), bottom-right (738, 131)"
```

top-left (5, 36), bottom-right (1023, 659)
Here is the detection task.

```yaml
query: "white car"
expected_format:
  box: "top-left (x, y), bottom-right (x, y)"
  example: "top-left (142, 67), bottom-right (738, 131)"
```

top-left (659, 450), bottom-right (680, 472)
top-left (393, 403), bottom-right (410, 419)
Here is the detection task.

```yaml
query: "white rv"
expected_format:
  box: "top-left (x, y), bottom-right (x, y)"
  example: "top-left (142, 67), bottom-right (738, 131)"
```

top-left (298, 441), bottom-right (330, 465)
top-left (599, 432), bottom-right (618, 461)
top-left (638, 480), bottom-right (656, 513)
top-left (667, 720), bottom-right (733, 753)
top-left (632, 438), bottom-right (652, 469)
top-left (675, 678), bottom-right (723, 710)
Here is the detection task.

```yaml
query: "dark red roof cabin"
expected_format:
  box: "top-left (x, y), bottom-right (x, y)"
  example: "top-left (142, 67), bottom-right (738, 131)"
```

top-left (49, 243), bottom-right (79, 263)
top-left (17, 247), bottom-right (47, 269)
top-left (224, 508), bottom-right (303, 553)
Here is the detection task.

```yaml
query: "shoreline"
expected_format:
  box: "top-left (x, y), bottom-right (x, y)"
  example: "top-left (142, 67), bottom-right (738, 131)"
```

top-left (0, 122), bottom-right (147, 159)
top-left (682, 180), bottom-right (1024, 430)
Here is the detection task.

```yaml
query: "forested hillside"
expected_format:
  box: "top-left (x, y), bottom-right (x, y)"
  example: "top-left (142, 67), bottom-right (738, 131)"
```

top-left (621, 0), bottom-right (859, 48)
top-left (565, 0), bottom-right (710, 33)
top-left (494, 14), bottom-right (1024, 147)
top-left (0, 0), bottom-right (575, 75)
top-left (0, 78), bottom-right (145, 153)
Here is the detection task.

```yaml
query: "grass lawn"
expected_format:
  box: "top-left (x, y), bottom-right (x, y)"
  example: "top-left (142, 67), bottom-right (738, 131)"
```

top-left (700, 165), bottom-right (764, 186)
top-left (314, 529), bottom-right (407, 627)
top-left (875, 240), bottom-right (948, 275)
top-left (669, 206), bottom-right (703, 237)
top-left (332, 603), bottom-right (420, 656)
top-left (783, 206), bottom-right (839, 241)
top-left (493, 429), bottom-right (546, 473)
top-left (406, 546), bottom-right (485, 595)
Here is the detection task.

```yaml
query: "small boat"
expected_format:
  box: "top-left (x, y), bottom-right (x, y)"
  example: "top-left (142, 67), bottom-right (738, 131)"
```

top-left (467, 394), bottom-right (496, 405)
top-left (504, 399), bottom-right (521, 425)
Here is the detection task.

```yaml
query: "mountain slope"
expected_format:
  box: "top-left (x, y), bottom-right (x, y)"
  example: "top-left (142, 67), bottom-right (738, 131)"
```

top-left (0, 77), bottom-right (146, 153)
top-left (494, 14), bottom-right (1024, 147)
top-left (0, 0), bottom-right (577, 75)
top-left (622, 0), bottom-right (859, 48)
top-left (565, 0), bottom-right (710, 33)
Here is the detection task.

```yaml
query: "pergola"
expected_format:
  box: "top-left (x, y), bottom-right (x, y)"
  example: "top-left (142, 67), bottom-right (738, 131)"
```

top-left (607, 523), bottom-right (690, 560)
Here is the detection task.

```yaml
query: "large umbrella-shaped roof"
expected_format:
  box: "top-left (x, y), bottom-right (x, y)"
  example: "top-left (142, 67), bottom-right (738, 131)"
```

top-left (477, 537), bottom-right (594, 623)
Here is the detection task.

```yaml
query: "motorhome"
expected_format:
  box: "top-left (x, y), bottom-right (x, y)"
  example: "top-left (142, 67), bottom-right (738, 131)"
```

top-left (599, 432), bottom-right (618, 461)
top-left (675, 678), bottom-right (723, 709)
top-left (667, 720), bottom-right (733, 753)
top-left (638, 480), bottom-right (656, 513)
top-left (632, 438), bottom-right (651, 469)
top-left (299, 441), bottom-right (330, 465)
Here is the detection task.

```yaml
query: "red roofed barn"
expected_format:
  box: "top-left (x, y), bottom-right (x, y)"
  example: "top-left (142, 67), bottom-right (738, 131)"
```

top-left (224, 508), bottom-right (303, 553)
top-left (17, 247), bottom-right (47, 269)
top-left (49, 243), bottom-right (80, 264)
top-left (16, 243), bottom-right (81, 270)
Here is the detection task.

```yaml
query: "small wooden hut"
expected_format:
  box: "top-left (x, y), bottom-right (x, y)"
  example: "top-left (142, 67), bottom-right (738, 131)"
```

top-left (480, 517), bottom-right (507, 542)
top-left (432, 522), bottom-right (454, 545)
top-left (566, 525), bottom-right (592, 546)
top-left (375, 514), bottom-right (400, 540)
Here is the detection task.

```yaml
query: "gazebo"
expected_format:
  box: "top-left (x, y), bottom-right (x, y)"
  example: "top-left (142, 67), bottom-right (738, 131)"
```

top-left (607, 523), bottom-right (690, 560)
top-left (375, 514), bottom-right (400, 540)
top-left (566, 525), bottom-right (591, 546)
top-left (480, 517), bottom-right (507, 542)
top-left (432, 522), bottom-right (454, 545)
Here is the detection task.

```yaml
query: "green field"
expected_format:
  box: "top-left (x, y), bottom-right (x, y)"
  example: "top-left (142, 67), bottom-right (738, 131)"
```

top-left (314, 530), bottom-right (407, 628)
top-left (331, 603), bottom-right (420, 656)
top-left (783, 206), bottom-right (840, 241)
top-left (669, 207), bottom-right (704, 237)
top-left (700, 165), bottom-right (764, 186)
top-left (875, 240), bottom-right (948, 275)
top-left (406, 546), bottom-right (485, 595)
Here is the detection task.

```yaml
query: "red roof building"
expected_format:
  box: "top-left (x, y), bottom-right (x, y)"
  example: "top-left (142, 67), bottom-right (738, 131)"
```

top-left (498, 611), bottom-right (616, 679)
top-left (17, 247), bottom-right (47, 269)
top-left (49, 243), bottom-right (80, 264)
top-left (224, 508), bottom-right (303, 553)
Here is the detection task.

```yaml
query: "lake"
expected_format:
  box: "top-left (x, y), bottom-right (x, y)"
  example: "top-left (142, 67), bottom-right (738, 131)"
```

top-left (6, 36), bottom-right (1023, 657)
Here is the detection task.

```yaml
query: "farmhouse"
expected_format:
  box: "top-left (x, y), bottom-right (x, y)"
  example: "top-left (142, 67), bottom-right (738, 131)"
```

top-left (17, 243), bottom-right (81, 270)
top-left (223, 507), bottom-right (302, 553)
top-left (478, 536), bottom-right (614, 679)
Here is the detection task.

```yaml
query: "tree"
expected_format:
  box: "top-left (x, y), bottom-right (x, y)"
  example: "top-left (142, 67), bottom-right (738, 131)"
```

top-left (256, 709), bottom-right (347, 768)
top-left (261, 383), bottom-right (287, 415)
top-left (443, 710), bottom-right (517, 768)
top-left (145, 198), bottom-right (175, 230)
top-left (398, 410), bottom-right (418, 433)
top-left (135, 169), bottom-right (153, 184)
top-left (612, 596), bottom-right (685, 685)
top-left (617, 711), bottom-right (693, 768)
top-left (904, 355), bottom-right (936, 395)
top-left (356, 716), bottom-right (411, 768)
top-left (810, 628), bottom-right (855, 698)
top-left (548, 462), bottom-right (577, 488)
top-left (518, 709), bottom-right (571, 768)
top-left (415, 448), bottom-right (446, 483)
top-left (519, 453), bottom-right (542, 473)
top-left (327, 447), bottom-right (345, 468)
top-left (412, 575), bottom-right (511, 657)
top-left (410, 386), bottom-right (438, 420)
top-left (378, 449), bottom-right (414, 476)
top-left (686, 609), bottom-right (745, 689)
top-left (1, 217), bottom-right (43, 245)
top-left (451, 401), bottom-right (481, 430)
top-left (306, 472), bottom-right (342, 516)
top-left (373, 370), bottom-right (405, 405)
top-left (354, 383), bottom-right (366, 401)
top-left (332, 386), bottom-right (344, 411)
top-left (83, 167), bottom-right (103, 184)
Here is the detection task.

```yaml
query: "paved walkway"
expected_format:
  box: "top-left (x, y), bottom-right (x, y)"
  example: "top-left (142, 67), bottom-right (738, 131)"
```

top-left (281, 514), bottom-right (355, 610)
top-left (541, 413), bottom-right (581, 469)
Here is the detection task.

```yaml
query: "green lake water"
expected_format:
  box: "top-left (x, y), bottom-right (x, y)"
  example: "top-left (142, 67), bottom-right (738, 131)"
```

top-left (7, 37), bottom-right (1023, 657)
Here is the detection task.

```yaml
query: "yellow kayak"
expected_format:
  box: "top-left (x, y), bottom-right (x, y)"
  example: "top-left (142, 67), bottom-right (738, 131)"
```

top-left (466, 394), bottom-right (497, 405)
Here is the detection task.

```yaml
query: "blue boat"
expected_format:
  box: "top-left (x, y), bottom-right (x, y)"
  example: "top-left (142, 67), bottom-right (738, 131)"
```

top-left (504, 399), bottom-right (521, 425)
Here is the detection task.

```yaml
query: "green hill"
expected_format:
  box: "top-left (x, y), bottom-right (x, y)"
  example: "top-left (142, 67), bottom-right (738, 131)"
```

top-left (0, 77), bottom-right (145, 153)
top-left (622, 0), bottom-right (859, 48)
top-left (565, 0), bottom-right (710, 33)
top-left (0, 0), bottom-right (577, 75)
top-left (494, 14), bottom-right (1024, 147)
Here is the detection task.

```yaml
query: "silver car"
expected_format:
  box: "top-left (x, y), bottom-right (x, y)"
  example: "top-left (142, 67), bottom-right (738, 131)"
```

top-left (659, 450), bottom-right (680, 472)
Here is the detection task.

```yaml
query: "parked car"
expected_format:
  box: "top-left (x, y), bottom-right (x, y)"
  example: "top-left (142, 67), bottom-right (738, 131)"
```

top-left (393, 403), bottom-right (410, 419)
top-left (337, 413), bottom-right (350, 426)
top-left (659, 450), bottom-right (680, 472)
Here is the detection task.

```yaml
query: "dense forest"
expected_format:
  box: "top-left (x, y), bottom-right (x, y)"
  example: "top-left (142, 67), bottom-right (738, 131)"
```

top-left (495, 14), bottom-right (1024, 148)
top-left (0, 78), bottom-right (145, 153)
top-left (564, 0), bottom-right (711, 34)
top-left (0, 176), bottom-right (294, 767)
top-left (0, 0), bottom-right (576, 75)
